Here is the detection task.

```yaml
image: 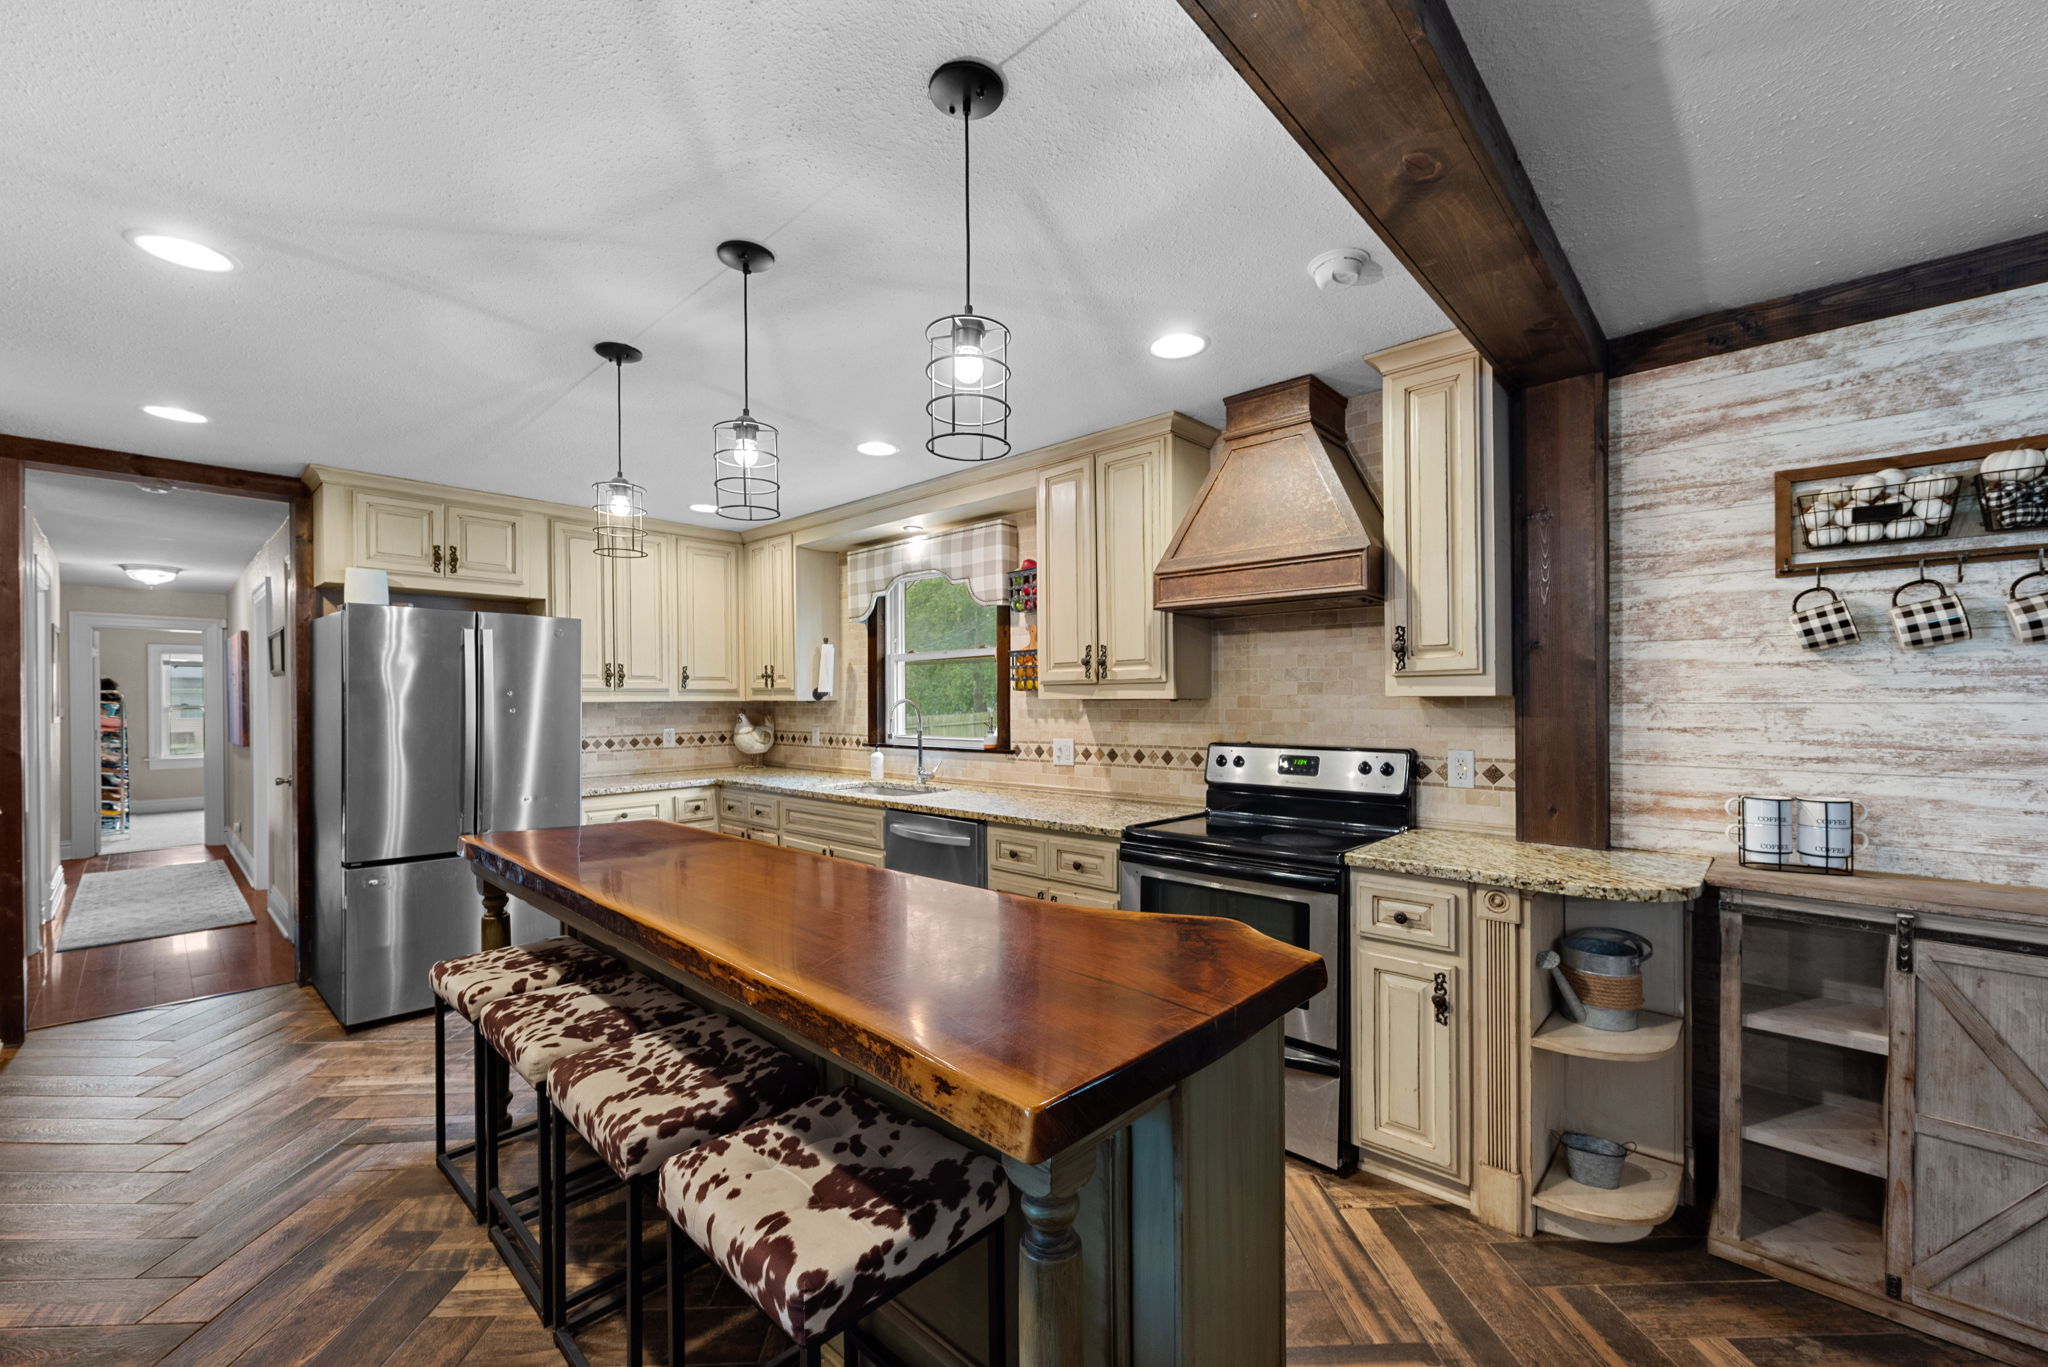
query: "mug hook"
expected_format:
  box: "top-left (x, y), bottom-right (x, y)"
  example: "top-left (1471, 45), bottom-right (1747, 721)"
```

top-left (1956, 554), bottom-right (1966, 584)
top-left (1814, 564), bottom-right (1824, 590)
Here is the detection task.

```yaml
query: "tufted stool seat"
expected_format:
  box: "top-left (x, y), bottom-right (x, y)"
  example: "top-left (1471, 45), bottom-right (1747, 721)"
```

top-left (430, 937), bottom-right (621, 1222)
top-left (659, 1087), bottom-right (1010, 1361)
top-left (546, 1017), bottom-right (816, 1366)
top-left (476, 975), bottom-right (708, 1326)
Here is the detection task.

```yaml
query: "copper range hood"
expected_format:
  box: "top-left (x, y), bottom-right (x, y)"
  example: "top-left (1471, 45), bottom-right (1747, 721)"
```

top-left (1154, 375), bottom-right (1383, 616)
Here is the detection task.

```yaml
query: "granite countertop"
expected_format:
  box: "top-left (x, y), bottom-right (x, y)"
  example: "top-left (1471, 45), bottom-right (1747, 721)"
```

top-left (582, 767), bottom-right (1197, 838)
top-left (1346, 829), bottom-right (1710, 903)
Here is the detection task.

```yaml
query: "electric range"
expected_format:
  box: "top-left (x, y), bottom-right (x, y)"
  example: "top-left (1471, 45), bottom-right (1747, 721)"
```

top-left (1119, 742), bottom-right (1417, 1171)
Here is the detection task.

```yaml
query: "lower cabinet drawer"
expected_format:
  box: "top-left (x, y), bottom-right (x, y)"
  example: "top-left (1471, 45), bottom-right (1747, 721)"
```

top-left (718, 794), bottom-right (753, 824)
top-left (670, 792), bottom-right (716, 824)
top-left (781, 797), bottom-right (887, 849)
top-left (782, 833), bottom-right (884, 868)
top-left (1046, 838), bottom-right (1117, 891)
top-left (583, 797), bottom-right (666, 824)
top-left (987, 825), bottom-right (1119, 891)
top-left (727, 827), bottom-right (781, 846)
top-left (988, 869), bottom-right (1118, 909)
top-left (990, 834), bottom-right (1045, 875)
top-left (1352, 872), bottom-right (1462, 952)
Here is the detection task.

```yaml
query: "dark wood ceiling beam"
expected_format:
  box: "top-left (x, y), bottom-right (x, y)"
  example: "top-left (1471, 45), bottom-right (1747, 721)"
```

top-left (1177, 0), bottom-right (1604, 387)
top-left (1610, 230), bottom-right (2048, 376)
top-left (0, 432), bottom-right (304, 501)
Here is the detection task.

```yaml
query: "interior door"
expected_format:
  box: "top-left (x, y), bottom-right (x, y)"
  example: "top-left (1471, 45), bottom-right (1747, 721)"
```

top-left (1898, 939), bottom-right (2048, 1351)
top-left (445, 503), bottom-right (526, 586)
top-left (1093, 439), bottom-right (1167, 685)
top-left (1036, 455), bottom-right (1097, 686)
top-left (1354, 943), bottom-right (1462, 1177)
top-left (611, 532), bottom-right (675, 697)
top-left (677, 539), bottom-right (741, 696)
top-left (549, 521), bottom-right (611, 694)
top-left (354, 492), bottom-right (444, 578)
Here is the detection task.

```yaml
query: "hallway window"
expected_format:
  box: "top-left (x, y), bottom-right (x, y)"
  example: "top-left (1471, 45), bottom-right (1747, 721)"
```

top-left (149, 644), bottom-right (205, 764)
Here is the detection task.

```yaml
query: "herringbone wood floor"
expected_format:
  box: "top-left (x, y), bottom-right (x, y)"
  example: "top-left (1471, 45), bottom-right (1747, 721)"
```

top-left (0, 982), bottom-right (2000, 1366)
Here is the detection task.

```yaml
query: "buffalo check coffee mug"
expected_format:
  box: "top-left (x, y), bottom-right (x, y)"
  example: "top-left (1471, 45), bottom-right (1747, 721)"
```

top-left (1890, 575), bottom-right (1972, 650)
top-left (2007, 564), bottom-right (2048, 644)
top-left (1789, 586), bottom-right (1858, 651)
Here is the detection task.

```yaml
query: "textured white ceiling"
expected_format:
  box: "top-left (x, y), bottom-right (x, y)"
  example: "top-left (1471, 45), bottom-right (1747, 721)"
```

top-left (26, 469), bottom-right (288, 594)
top-left (0, 0), bottom-right (1449, 527)
top-left (1449, 0), bottom-right (2048, 336)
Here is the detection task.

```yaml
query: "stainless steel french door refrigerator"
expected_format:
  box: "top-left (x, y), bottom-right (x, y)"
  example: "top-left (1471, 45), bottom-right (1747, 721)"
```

top-left (312, 605), bottom-right (580, 1026)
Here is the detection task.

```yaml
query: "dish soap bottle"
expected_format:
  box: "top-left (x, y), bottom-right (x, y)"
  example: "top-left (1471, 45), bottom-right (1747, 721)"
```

top-left (869, 746), bottom-right (886, 783)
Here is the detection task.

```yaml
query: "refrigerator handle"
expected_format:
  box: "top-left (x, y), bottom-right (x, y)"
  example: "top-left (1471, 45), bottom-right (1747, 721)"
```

top-left (460, 626), bottom-right (478, 837)
top-left (475, 627), bottom-right (496, 834)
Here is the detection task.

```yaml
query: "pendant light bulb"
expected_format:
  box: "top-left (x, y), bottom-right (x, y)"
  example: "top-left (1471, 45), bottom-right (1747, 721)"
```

top-left (950, 318), bottom-right (987, 387)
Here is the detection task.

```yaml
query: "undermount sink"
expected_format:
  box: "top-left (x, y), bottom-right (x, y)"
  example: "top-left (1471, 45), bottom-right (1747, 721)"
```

top-left (827, 780), bottom-right (949, 796)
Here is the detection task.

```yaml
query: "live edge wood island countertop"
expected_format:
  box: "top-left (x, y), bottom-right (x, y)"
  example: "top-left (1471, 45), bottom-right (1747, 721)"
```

top-left (461, 821), bottom-right (1326, 1165)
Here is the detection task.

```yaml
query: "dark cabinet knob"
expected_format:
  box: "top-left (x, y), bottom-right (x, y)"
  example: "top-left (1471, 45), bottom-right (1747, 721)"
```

top-left (1391, 911), bottom-right (1410, 925)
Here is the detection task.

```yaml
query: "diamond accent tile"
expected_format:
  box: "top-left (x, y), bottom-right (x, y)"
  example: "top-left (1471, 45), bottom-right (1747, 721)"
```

top-left (1482, 764), bottom-right (1505, 784)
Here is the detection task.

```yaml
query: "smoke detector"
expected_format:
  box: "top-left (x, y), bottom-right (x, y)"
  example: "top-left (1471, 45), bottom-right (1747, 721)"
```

top-left (1308, 248), bottom-right (1379, 292)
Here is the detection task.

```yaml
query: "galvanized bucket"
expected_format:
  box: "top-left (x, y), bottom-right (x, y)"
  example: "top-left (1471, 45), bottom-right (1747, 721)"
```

top-left (1557, 927), bottom-right (1654, 1032)
top-left (1559, 1131), bottom-right (1635, 1189)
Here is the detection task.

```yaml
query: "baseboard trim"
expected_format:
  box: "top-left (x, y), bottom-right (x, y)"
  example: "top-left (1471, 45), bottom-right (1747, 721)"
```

top-left (131, 797), bottom-right (204, 814)
top-left (224, 828), bottom-right (260, 887)
top-left (266, 887), bottom-right (295, 944)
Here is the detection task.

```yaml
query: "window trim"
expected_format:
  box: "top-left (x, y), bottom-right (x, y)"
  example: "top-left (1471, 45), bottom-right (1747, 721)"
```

top-left (866, 575), bottom-right (1011, 753)
top-left (147, 642), bottom-right (205, 768)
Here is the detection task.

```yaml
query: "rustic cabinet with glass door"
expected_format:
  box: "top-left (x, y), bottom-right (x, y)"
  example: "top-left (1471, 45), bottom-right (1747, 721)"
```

top-left (1714, 878), bottom-right (2048, 1363)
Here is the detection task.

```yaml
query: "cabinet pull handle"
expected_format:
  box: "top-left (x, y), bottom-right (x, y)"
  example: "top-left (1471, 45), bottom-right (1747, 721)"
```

top-left (759, 664), bottom-right (775, 688)
top-left (1392, 625), bottom-right (1409, 672)
top-left (447, 544), bottom-right (458, 574)
top-left (1096, 643), bottom-right (1108, 681)
top-left (1431, 971), bottom-right (1451, 1026)
top-left (1069, 859), bottom-right (1084, 871)
top-left (1391, 910), bottom-right (1410, 925)
top-left (431, 544), bottom-right (444, 574)
top-left (1007, 849), bottom-right (1023, 859)
top-left (603, 662), bottom-right (615, 688)
top-left (1080, 644), bottom-right (1092, 676)
top-left (678, 667), bottom-right (690, 690)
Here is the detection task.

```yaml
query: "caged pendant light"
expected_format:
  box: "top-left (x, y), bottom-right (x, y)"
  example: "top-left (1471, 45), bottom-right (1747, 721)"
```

top-left (712, 240), bottom-right (781, 521)
top-left (924, 60), bottom-right (1011, 462)
top-left (590, 340), bottom-right (647, 557)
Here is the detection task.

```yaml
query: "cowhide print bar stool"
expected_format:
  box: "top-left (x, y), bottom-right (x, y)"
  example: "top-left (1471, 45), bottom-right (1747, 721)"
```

top-left (658, 1087), bottom-right (1010, 1367)
top-left (546, 1016), bottom-right (816, 1367)
top-left (476, 975), bottom-right (707, 1325)
top-left (429, 938), bottom-right (621, 1221)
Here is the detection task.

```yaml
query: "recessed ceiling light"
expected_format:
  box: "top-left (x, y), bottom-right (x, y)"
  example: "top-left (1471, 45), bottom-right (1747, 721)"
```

top-left (142, 405), bottom-right (208, 424)
top-left (688, 503), bottom-right (717, 514)
top-left (856, 441), bottom-right (899, 457)
top-left (1149, 332), bottom-right (1208, 360)
top-left (124, 232), bottom-right (236, 273)
top-left (903, 523), bottom-right (924, 534)
top-left (120, 563), bottom-right (182, 586)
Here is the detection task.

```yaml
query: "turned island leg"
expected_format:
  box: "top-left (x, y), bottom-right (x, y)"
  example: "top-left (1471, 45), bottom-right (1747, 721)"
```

top-left (1002, 1144), bottom-right (1098, 1367)
top-left (478, 879), bottom-right (513, 1131)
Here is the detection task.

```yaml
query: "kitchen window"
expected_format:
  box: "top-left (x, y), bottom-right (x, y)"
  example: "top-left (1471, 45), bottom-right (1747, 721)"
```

top-left (869, 573), bottom-right (1009, 751)
top-left (148, 643), bottom-right (206, 766)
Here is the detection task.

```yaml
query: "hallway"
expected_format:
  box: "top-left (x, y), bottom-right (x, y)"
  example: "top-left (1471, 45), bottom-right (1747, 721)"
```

top-left (27, 843), bottom-right (295, 1031)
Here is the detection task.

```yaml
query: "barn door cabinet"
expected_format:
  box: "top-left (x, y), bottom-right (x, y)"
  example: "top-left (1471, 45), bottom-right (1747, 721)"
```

top-left (1035, 415), bottom-right (1214, 699)
top-left (308, 469), bottom-right (549, 598)
top-left (1364, 331), bottom-right (1510, 697)
top-left (1714, 873), bottom-right (2048, 1366)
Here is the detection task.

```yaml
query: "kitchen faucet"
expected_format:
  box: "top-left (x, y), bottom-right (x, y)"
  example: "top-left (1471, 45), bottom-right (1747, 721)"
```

top-left (889, 697), bottom-right (939, 786)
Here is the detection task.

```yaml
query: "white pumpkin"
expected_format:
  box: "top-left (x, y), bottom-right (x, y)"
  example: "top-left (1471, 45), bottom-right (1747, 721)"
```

top-left (1981, 448), bottom-right (2047, 484)
top-left (1885, 517), bottom-right (1928, 540)
top-left (1807, 526), bottom-right (1847, 548)
top-left (1845, 522), bottom-right (1887, 544)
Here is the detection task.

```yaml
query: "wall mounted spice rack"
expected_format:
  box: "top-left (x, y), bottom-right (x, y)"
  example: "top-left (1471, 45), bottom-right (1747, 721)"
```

top-left (1774, 432), bottom-right (2048, 578)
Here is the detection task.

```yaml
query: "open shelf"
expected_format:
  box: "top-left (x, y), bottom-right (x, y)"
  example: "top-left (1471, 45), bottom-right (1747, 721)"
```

top-left (1532, 1010), bottom-right (1683, 1062)
top-left (1742, 989), bottom-right (1888, 1055)
top-left (1740, 1089), bottom-right (1885, 1177)
top-left (1735, 1186), bottom-right (1884, 1290)
top-left (1532, 1149), bottom-right (1683, 1229)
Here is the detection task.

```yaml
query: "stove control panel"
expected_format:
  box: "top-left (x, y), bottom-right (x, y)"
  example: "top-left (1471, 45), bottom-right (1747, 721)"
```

top-left (1207, 743), bottom-right (1413, 796)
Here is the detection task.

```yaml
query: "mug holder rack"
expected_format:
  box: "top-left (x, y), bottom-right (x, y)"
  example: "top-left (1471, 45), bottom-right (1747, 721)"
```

top-left (1735, 843), bottom-right (1854, 877)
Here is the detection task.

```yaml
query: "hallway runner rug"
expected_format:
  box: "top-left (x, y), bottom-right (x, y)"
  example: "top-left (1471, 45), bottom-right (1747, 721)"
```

top-left (56, 859), bottom-right (254, 950)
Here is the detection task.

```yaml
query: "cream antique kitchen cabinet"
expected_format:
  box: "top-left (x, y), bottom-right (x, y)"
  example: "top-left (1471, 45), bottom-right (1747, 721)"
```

top-left (550, 521), bottom-right (675, 698)
top-left (1035, 416), bottom-right (1212, 699)
top-left (308, 469), bottom-right (549, 598)
top-left (1351, 873), bottom-right (1469, 1187)
top-left (740, 533), bottom-right (838, 702)
top-left (1365, 332), bottom-right (1510, 696)
top-left (674, 539), bottom-right (742, 698)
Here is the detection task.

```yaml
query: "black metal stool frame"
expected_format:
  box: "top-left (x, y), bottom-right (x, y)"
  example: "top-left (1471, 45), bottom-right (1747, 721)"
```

top-left (433, 997), bottom-right (543, 1224)
top-left (663, 1216), bottom-right (1007, 1367)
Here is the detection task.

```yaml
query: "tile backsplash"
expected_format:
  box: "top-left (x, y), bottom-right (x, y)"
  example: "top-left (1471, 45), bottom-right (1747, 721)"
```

top-left (580, 701), bottom-right (756, 779)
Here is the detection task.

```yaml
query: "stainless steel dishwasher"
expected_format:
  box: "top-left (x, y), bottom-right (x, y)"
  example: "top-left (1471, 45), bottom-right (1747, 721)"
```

top-left (883, 811), bottom-right (986, 887)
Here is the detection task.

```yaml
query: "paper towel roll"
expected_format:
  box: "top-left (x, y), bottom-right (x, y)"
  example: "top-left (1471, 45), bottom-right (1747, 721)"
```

top-left (811, 641), bottom-right (835, 700)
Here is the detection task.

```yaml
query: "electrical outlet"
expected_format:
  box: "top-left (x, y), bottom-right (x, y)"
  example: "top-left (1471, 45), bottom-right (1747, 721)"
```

top-left (1447, 749), bottom-right (1475, 788)
top-left (809, 726), bottom-right (821, 747)
top-left (1052, 738), bottom-right (1075, 767)
top-left (661, 727), bottom-right (676, 747)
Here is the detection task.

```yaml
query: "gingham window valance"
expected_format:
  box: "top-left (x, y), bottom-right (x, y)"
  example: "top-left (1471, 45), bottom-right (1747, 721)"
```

top-left (846, 519), bottom-right (1018, 623)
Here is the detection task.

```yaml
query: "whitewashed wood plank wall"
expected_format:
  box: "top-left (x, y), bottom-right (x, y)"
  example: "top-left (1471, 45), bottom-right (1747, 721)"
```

top-left (1609, 282), bottom-right (2048, 887)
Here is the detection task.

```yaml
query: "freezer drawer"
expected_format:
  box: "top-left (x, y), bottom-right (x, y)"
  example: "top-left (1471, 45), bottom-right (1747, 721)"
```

top-left (318, 857), bottom-right (543, 1027)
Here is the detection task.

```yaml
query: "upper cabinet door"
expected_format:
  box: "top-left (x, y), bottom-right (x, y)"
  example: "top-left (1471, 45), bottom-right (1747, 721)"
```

top-left (548, 520), bottom-right (611, 694)
top-left (677, 540), bottom-right (742, 697)
top-left (611, 532), bottom-right (676, 697)
top-left (744, 535), bottom-right (794, 698)
top-left (1372, 332), bottom-right (1509, 696)
top-left (1093, 438), bottom-right (1168, 686)
top-left (444, 503), bottom-right (528, 587)
top-left (355, 493), bottom-right (444, 578)
top-left (1036, 456), bottom-right (1097, 686)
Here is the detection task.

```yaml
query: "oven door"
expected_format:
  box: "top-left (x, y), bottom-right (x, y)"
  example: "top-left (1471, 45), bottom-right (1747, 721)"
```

top-left (1118, 853), bottom-right (1341, 1055)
